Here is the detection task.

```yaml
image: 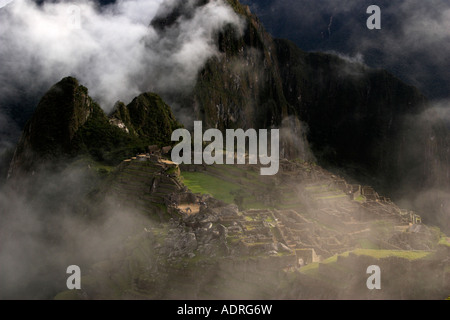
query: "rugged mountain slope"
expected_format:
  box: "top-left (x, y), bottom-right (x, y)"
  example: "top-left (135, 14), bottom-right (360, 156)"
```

top-left (7, 77), bottom-right (182, 179)
top-left (3, 0), bottom-right (448, 300)
top-left (157, 0), bottom-right (429, 196)
top-left (274, 39), bottom-right (428, 191)
top-left (186, 1), bottom-right (291, 131)
top-left (3, 74), bottom-right (447, 301)
top-left (7, 77), bottom-right (94, 176)
top-left (241, 0), bottom-right (450, 101)
top-left (110, 93), bottom-right (182, 144)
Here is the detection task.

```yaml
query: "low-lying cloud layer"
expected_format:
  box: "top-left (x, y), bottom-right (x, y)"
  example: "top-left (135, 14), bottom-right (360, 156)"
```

top-left (0, 160), bottom-right (151, 298)
top-left (0, 0), bottom-right (243, 112)
top-left (0, 0), bottom-right (246, 298)
top-left (398, 100), bottom-right (450, 232)
top-left (242, 0), bottom-right (450, 232)
top-left (0, 0), bottom-right (244, 174)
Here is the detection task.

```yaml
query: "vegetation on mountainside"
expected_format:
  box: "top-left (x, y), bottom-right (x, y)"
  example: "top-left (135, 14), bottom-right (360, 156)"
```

top-left (9, 77), bottom-right (183, 171)
top-left (73, 102), bottom-right (144, 165)
top-left (177, 0), bottom-right (432, 209)
top-left (123, 93), bottom-right (183, 145)
top-left (74, 92), bottom-right (182, 165)
top-left (439, 236), bottom-right (450, 247)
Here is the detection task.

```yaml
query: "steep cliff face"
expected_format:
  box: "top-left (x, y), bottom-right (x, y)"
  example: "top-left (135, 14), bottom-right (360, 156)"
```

top-left (274, 39), bottom-right (428, 190)
top-left (161, 0), bottom-right (430, 194)
top-left (8, 77), bottom-right (182, 179)
top-left (8, 77), bottom-right (94, 177)
top-left (9, 0), bottom-right (435, 197)
top-left (112, 93), bottom-right (182, 144)
top-left (151, 0), bottom-right (307, 160)
top-left (191, 1), bottom-right (290, 131)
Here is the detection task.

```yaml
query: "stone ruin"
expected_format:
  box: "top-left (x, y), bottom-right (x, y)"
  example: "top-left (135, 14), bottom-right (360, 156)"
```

top-left (361, 186), bottom-right (379, 201)
top-left (112, 154), bottom-right (428, 271)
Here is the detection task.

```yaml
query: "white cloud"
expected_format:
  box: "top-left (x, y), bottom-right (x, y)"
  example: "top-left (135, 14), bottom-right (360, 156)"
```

top-left (0, 0), bottom-right (244, 111)
top-left (0, 0), bottom-right (14, 9)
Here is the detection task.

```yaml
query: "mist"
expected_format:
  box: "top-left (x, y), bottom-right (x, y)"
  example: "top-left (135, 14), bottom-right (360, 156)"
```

top-left (0, 0), bottom-right (449, 299)
top-left (395, 100), bottom-right (450, 233)
top-left (0, 0), bottom-right (245, 188)
top-left (279, 116), bottom-right (315, 162)
top-left (0, 159), bottom-right (155, 299)
top-left (0, 0), bottom-right (244, 152)
top-left (241, 0), bottom-right (450, 232)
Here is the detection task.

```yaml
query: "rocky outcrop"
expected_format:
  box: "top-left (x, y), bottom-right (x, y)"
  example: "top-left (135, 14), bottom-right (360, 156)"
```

top-left (8, 78), bottom-right (183, 179)
top-left (8, 77), bottom-right (93, 177)
top-left (274, 39), bottom-right (428, 192)
top-left (160, 0), bottom-right (430, 197)
top-left (110, 93), bottom-right (182, 146)
top-left (188, 1), bottom-right (290, 131)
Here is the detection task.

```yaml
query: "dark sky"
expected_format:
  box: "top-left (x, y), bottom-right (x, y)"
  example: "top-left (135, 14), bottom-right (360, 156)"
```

top-left (0, 0), bottom-right (449, 145)
top-left (8, 0), bottom-right (450, 101)
top-left (0, 0), bottom-right (246, 147)
top-left (241, 0), bottom-right (450, 100)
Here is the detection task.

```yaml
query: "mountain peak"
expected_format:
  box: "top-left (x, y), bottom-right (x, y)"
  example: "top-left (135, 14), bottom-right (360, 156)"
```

top-left (7, 78), bottom-right (182, 179)
top-left (7, 76), bottom-right (94, 177)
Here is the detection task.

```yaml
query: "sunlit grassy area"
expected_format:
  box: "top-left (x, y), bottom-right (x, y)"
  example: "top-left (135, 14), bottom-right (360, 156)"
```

top-left (300, 249), bottom-right (432, 275)
top-left (315, 194), bottom-right (347, 200)
top-left (358, 239), bottom-right (380, 249)
top-left (352, 249), bottom-right (432, 260)
top-left (181, 166), bottom-right (293, 210)
top-left (208, 164), bottom-right (266, 187)
top-left (181, 170), bottom-right (275, 210)
top-left (180, 163), bottom-right (307, 211)
top-left (305, 185), bottom-right (329, 192)
top-left (181, 171), bottom-right (240, 204)
top-left (439, 236), bottom-right (450, 247)
top-left (299, 252), bottom-right (344, 274)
